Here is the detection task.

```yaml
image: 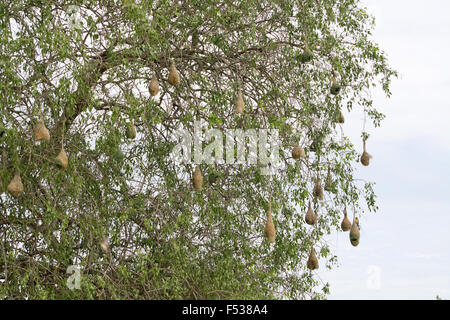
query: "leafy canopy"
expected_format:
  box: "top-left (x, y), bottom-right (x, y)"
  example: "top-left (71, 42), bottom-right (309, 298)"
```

top-left (0, 0), bottom-right (396, 299)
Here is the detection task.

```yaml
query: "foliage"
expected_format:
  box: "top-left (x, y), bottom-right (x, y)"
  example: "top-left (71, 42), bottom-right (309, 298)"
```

top-left (0, 0), bottom-right (396, 299)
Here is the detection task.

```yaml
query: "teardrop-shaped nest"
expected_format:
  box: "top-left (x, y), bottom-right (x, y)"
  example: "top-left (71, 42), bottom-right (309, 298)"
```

top-left (265, 209), bottom-right (276, 243)
top-left (235, 89), bottom-right (245, 114)
top-left (305, 202), bottom-right (317, 225)
top-left (350, 218), bottom-right (361, 246)
top-left (360, 151), bottom-right (372, 166)
top-left (341, 208), bottom-right (352, 232)
top-left (307, 247), bottom-right (319, 270)
top-left (33, 121), bottom-right (50, 142)
top-left (126, 122), bottom-right (137, 139)
top-left (55, 147), bottom-right (69, 169)
top-left (7, 172), bottom-right (24, 197)
top-left (149, 74), bottom-right (159, 96)
top-left (292, 145), bottom-right (305, 159)
top-left (193, 165), bottom-right (203, 191)
top-left (168, 61), bottom-right (180, 86)
top-left (330, 80), bottom-right (341, 95)
top-left (313, 179), bottom-right (324, 200)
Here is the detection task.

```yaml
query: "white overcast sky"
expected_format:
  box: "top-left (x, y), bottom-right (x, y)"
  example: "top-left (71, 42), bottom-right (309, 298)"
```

top-left (319, 0), bottom-right (450, 299)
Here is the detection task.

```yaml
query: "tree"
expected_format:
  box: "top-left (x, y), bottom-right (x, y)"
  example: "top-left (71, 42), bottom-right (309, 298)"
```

top-left (0, 0), bottom-right (397, 299)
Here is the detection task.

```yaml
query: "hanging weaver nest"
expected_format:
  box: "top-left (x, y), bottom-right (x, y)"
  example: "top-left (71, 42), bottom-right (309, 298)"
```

top-left (265, 202), bottom-right (276, 243)
top-left (305, 201), bottom-right (317, 225)
top-left (33, 118), bottom-right (50, 142)
top-left (168, 60), bottom-right (180, 86)
top-left (149, 73), bottom-right (159, 96)
top-left (350, 217), bottom-right (360, 246)
top-left (193, 165), bottom-right (203, 191)
top-left (55, 147), bottom-right (69, 169)
top-left (341, 208), bottom-right (352, 232)
top-left (291, 145), bottom-right (305, 159)
top-left (360, 140), bottom-right (372, 166)
top-left (307, 247), bottom-right (319, 270)
top-left (235, 89), bottom-right (245, 114)
top-left (7, 172), bottom-right (24, 197)
top-left (330, 78), bottom-right (341, 95)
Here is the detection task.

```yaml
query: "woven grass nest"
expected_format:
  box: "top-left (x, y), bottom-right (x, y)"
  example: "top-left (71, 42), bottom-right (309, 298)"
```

top-left (55, 147), bottom-right (69, 169)
top-left (193, 165), bottom-right (203, 191)
top-left (149, 74), bottom-right (159, 96)
top-left (307, 247), bottom-right (319, 270)
top-left (350, 217), bottom-right (360, 246)
top-left (7, 172), bottom-right (24, 197)
top-left (305, 201), bottom-right (317, 225)
top-left (33, 118), bottom-right (50, 142)
top-left (330, 78), bottom-right (341, 95)
top-left (168, 61), bottom-right (180, 86)
top-left (235, 89), bottom-right (245, 114)
top-left (292, 145), bottom-right (305, 159)
top-left (265, 202), bottom-right (276, 243)
top-left (360, 141), bottom-right (372, 166)
top-left (341, 208), bottom-right (352, 232)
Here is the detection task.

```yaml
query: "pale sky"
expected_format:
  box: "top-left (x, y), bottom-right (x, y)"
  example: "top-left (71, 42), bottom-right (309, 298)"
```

top-left (320, 0), bottom-right (450, 299)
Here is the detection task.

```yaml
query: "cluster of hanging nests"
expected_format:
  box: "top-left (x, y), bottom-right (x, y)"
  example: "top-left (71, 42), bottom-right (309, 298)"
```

top-left (4, 60), bottom-right (181, 198)
top-left (2, 59), bottom-right (183, 253)
top-left (6, 117), bottom-right (68, 197)
top-left (260, 187), bottom-right (361, 272)
top-left (189, 41), bottom-right (372, 272)
top-left (5, 49), bottom-right (372, 264)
